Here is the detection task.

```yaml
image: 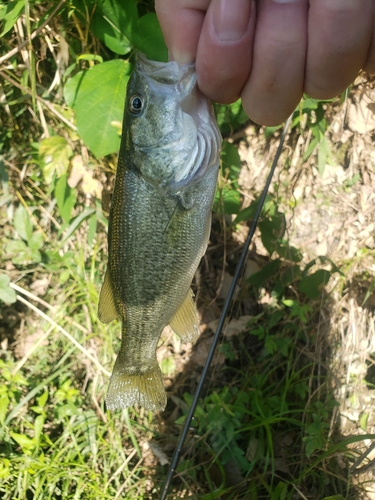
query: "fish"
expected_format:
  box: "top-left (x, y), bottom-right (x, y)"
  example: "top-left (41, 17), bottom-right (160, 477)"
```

top-left (98, 53), bottom-right (222, 412)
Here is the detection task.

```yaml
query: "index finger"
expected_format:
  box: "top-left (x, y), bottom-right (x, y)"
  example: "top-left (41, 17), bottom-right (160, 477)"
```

top-left (155, 0), bottom-right (211, 63)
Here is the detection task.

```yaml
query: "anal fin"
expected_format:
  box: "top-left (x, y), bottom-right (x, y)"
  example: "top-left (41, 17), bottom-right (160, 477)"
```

top-left (98, 268), bottom-right (119, 324)
top-left (169, 289), bottom-right (200, 343)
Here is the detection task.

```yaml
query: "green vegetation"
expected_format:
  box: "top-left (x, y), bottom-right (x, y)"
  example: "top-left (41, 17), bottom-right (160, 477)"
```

top-left (1, 1), bottom-right (374, 499)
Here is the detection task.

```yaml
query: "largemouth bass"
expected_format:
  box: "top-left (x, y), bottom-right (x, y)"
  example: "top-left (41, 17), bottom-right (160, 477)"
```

top-left (98, 53), bottom-right (222, 412)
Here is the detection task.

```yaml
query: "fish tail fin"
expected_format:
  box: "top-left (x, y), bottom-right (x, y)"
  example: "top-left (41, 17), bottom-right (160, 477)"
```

top-left (106, 358), bottom-right (167, 412)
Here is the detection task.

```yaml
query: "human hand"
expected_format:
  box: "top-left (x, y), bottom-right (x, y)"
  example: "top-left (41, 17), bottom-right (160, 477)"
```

top-left (155, 0), bottom-right (375, 126)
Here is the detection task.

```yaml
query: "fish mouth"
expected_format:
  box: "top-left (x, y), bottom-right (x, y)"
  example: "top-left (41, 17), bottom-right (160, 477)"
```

top-left (135, 53), bottom-right (222, 189)
top-left (136, 53), bottom-right (196, 90)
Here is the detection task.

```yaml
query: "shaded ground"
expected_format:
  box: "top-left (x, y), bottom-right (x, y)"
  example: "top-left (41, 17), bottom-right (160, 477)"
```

top-left (141, 75), bottom-right (375, 498)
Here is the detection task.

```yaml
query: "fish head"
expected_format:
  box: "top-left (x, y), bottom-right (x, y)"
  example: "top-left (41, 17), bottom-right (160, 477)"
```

top-left (121, 53), bottom-right (221, 190)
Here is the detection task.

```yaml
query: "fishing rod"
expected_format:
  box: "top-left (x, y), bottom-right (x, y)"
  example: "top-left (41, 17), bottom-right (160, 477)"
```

top-left (159, 114), bottom-right (292, 500)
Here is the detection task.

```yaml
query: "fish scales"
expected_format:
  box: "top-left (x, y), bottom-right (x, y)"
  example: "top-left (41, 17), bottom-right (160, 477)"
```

top-left (99, 53), bottom-right (222, 412)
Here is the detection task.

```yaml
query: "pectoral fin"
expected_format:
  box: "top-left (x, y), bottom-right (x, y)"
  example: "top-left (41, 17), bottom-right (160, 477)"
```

top-left (169, 289), bottom-right (200, 343)
top-left (98, 269), bottom-right (119, 324)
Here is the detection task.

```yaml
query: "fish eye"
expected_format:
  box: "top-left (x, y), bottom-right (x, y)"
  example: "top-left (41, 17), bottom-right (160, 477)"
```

top-left (129, 94), bottom-right (144, 114)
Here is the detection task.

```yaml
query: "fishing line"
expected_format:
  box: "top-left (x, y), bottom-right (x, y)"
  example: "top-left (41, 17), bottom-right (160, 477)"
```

top-left (159, 114), bottom-right (292, 500)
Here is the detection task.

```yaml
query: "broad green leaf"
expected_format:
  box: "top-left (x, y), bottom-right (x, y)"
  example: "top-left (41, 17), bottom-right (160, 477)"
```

top-left (43, 250), bottom-right (75, 271)
top-left (28, 232), bottom-right (44, 251)
top-left (214, 99), bottom-right (248, 136)
top-left (270, 481), bottom-right (288, 500)
top-left (6, 240), bottom-right (41, 265)
top-left (282, 299), bottom-right (294, 307)
top-left (0, 0), bottom-right (25, 37)
top-left (299, 270), bottom-right (331, 300)
top-left (221, 141), bottom-right (241, 188)
top-left (259, 213), bottom-right (286, 255)
top-left (92, 0), bottom-right (167, 60)
top-left (64, 60), bottom-right (131, 157)
top-left (0, 458), bottom-right (10, 479)
top-left (97, 26), bottom-right (131, 55)
top-left (37, 391), bottom-right (48, 408)
top-left (280, 264), bottom-right (301, 286)
top-left (30, 248), bottom-right (42, 263)
top-left (303, 437), bottom-right (322, 457)
top-left (6, 240), bottom-right (26, 252)
top-left (10, 431), bottom-right (35, 450)
top-left (264, 337), bottom-right (277, 355)
top-left (100, 0), bottom-right (138, 25)
top-left (33, 414), bottom-right (45, 447)
top-left (64, 70), bottom-right (84, 108)
top-left (283, 300), bottom-right (311, 323)
top-left (233, 204), bottom-right (257, 224)
top-left (13, 204), bottom-right (32, 242)
top-left (39, 136), bottom-right (73, 183)
top-left (56, 401), bottom-right (79, 419)
top-left (96, 0), bottom-right (138, 45)
top-left (133, 13), bottom-right (168, 62)
top-left (247, 259), bottom-right (281, 287)
top-left (277, 243), bottom-right (303, 263)
top-left (90, 1), bottom-right (134, 55)
top-left (301, 97), bottom-right (318, 112)
top-left (214, 187), bottom-right (241, 215)
top-left (303, 135), bottom-right (319, 161)
top-left (262, 195), bottom-right (279, 216)
top-left (0, 274), bottom-right (16, 304)
top-left (55, 174), bottom-right (77, 224)
top-left (30, 405), bottom-right (44, 415)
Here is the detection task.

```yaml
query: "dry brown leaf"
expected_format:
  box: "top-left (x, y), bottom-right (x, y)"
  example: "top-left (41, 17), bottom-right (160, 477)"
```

top-left (348, 90), bottom-right (375, 134)
top-left (225, 315), bottom-right (253, 338)
top-left (191, 337), bottom-right (225, 367)
top-left (148, 441), bottom-right (169, 466)
top-left (68, 155), bottom-right (85, 188)
top-left (30, 278), bottom-right (49, 296)
top-left (68, 155), bottom-right (103, 198)
top-left (81, 171), bottom-right (102, 199)
top-left (218, 271), bottom-right (233, 300)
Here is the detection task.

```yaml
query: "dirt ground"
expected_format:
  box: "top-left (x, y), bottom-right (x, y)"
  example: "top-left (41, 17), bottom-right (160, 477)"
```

top-left (234, 74), bottom-right (375, 498)
top-left (143, 75), bottom-right (375, 498)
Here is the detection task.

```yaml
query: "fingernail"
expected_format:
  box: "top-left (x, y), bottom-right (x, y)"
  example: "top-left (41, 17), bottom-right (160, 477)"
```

top-left (170, 49), bottom-right (196, 65)
top-left (213, 0), bottom-right (253, 42)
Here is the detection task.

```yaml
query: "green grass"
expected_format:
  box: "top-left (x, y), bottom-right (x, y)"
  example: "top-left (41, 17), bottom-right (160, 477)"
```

top-left (0, 256), bottom-right (155, 499)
